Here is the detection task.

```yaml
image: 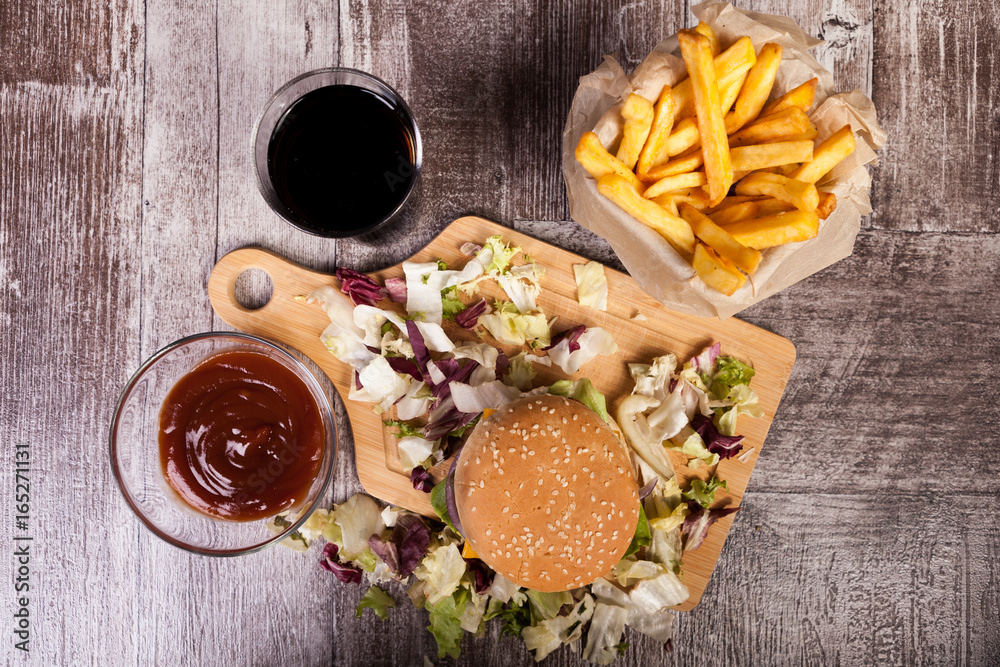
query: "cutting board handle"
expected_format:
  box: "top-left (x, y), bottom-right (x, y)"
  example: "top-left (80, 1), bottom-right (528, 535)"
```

top-left (209, 247), bottom-right (317, 323)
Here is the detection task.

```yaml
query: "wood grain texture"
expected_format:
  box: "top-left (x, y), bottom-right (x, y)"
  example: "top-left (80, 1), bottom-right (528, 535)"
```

top-left (869, 0), bottom-right (1000, 233)
top-left (3, 0), bottom-right (999, 664)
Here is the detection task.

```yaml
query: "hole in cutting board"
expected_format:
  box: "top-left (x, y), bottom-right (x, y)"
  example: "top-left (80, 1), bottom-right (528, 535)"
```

top-left (234, 268), bottom-right (274, 310)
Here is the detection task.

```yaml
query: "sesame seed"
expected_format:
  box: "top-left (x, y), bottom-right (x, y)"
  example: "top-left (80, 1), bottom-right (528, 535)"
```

top-left (619, 510), bottom-right (624, 517)
top-left (582, 427), bottom-right (587, 433)
top-left (512, 422), bottom-right (519, 428)
top-left (502, 507), bottom-right (509, 513)
top-left (475, 457), bottom-right (481, 464)
top-left (538, 479), bottom-right (544, 486)
top-left (545, 507), bottom-right (551, 515)
top-left (573, 414), bottom-right (578, 421)
top-left (498, 468), bottom-right (504, 475)
top-left (562, 417), bottom-right (568, 424)
top-left (552, 489), bottom-right (559, 496)
top-left (528, 450), bottom-right (535, 456)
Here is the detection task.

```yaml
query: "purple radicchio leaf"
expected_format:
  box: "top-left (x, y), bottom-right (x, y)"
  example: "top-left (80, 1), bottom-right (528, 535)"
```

top-left (464, 557), bottom-right (494, 594)
top-left (459, 242), bottom-right (482, 257)
top-left (455, 298), bottom-right (488, 330)
top-left (335, 267), bottom-right (387, 307)
top-left (544, 324), bottom-right (587, 353)
top-left (439, 433), bottom-right (464, 460)
top-left (494, 351), bottom-right (510, 381)
top-left (369, 514), bottom-right (432, 579)
top-left (443, 448), bottom-right (465, 538)
top-left (368, 534), bottom-right (399, 575)
top-left (385, 276), bottom-right (407, 304)
top-left (354, 371), bottom-right (363, 391)
top-left (385, 356), bottom-right (424, 382)
top-left (405, 320), bottom-right (430, 377)
top-left (426, 358), bottom-right (479, 407)
top-left (422, 397), bottom-right (480, 442)
top-left (691, 414), bottom-right (745, 459)
top-left (394, 514), bottom-right (431, 578)
top-left (638, 477), bottom-right (659, 500)
top-left (410, 467), bottom-right (434, 493)
top-left (319, 542), bottom-right (363, 584)
top-left (681, 502), bottom-right (739, 552)
top-left (691, 342), bottom-right (722, 374)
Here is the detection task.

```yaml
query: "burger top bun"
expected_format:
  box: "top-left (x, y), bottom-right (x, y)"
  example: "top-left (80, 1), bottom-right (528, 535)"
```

top-left (454, 394), bottom-right (639, 592)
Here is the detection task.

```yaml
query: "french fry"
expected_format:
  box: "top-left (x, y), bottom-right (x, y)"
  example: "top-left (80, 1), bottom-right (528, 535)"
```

top-left (706, 195), bottom-right (761, 213)
top-left (735, 172), bottom-right (818, 211)
top-left (816, 191), bottom-right (837, 219)
top-left (671, 36), bottom-right (757, 119)
top-left (596, 174), bottom-right (696, 257)
top-left (575, 131), bottom-right (644, 190)
top-left (789, 125), bottom-right (857, 183)
top-left (725, 43), bottom-right (782, 133)
top-left (636, 85), bottom-right (677, 177)
top-left (661, 74), bottom-right (746, 159)
top-left (709, 201), bottom-right (760, 225)
top-left (730, 140), bottom-right (814, 171)
top-left (724, 209), bottom-right (820, 249)
top-left (692, 243), bottom-right (746, 295)
top-left (729, 107), bottom-right (813, 145)
top-left (678, 29), bottom-right (732, 206)
top-left (641, 148), bottom-right (705, 181)
top-left (616, 94), bottom-right (655, 170)
top-left (653, 188), bottom-right (712, 213)
top-left (730, 107), bottom-right (806, 145)
top-left (694, 21), bottom-right (721, 57)
top-left (711, 197), bottom-right (795, 225)
top-left (680, 203), bottom-right (762, 274)
top-left (643, 171), bottom-right (708, 199)
top-left (760, 77), bottom-right (818, 117)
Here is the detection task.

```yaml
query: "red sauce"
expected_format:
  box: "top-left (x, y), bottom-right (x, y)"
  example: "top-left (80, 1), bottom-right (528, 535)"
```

top-left (159, 350), bottom-right (325, 521)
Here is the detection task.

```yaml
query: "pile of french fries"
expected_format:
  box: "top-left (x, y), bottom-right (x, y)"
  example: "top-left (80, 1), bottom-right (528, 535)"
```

top-left (575, 22), bottom-right (857, 296)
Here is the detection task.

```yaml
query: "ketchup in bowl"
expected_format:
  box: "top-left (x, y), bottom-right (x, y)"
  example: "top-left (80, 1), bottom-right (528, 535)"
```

top-left (158, 349), bottom-right (324, 521)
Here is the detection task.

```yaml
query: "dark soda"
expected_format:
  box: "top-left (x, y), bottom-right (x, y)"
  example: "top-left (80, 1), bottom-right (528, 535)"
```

top-left (266, 85), bottom-right (416, 236)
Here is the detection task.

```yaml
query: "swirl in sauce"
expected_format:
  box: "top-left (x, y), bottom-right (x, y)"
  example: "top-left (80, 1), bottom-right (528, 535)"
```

top-left (159, 350), bottom-right (324, 521)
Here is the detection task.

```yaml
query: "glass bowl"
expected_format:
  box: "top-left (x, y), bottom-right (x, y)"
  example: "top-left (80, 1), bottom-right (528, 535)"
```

top-left (252, 67), bottom-right (422, 238)
top-left (109, 332), bottom-right (336, 556)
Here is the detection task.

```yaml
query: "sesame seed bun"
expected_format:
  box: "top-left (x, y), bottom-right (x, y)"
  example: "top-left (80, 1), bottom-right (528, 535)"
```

top-left (454, 394), bottom-right (639, 592)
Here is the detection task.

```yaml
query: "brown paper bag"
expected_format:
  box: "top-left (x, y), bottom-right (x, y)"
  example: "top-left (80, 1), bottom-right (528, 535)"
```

top-left (561, 1), bottom-right (886, 319)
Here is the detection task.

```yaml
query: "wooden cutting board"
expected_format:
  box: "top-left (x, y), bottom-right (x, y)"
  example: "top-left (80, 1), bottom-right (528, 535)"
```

top-left (208, 215), bottom-right (795, 610)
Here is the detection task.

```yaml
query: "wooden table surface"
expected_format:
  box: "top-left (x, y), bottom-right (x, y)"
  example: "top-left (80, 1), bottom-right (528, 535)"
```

top-left (2, 0), bottom-right (998, 665)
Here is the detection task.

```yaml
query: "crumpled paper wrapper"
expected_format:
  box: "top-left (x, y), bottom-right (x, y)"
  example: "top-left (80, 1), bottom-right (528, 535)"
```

top-left (562, 1), bottom-right (887, 319)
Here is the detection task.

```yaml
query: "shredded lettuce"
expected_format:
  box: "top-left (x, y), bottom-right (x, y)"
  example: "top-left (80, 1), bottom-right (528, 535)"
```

top-left (477, 235), bottom-right (520, 273)
top-left (425, 588), bottom-right (469, 659)
top-left (623, 506), bottom-right (651, 558)
top-left (682, 476), bottom-right (729, 509)
top-left (356, 586), bottom-right (396, 620)
top-left (711, 356), bottom-right (756, 400)
top-left (546, 326), bottom-right (618, 375)
top-left (334, 494), bottom-right (385, 560)
top-left (548, 378), bottom-right (611, 424)
top-left (573, 260), bottom-right (609, 310)
top-left (478, 301), bottom-right (551, 347)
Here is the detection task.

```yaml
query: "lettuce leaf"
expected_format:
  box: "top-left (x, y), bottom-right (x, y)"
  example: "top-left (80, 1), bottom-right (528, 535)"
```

top-left (425, 588), bottom-right (469, 659)
top-left (356, 585), bottom-right (396, 620)
top-left (710, 356), bottom-right (755, 400)
top-left (623, 506), bottom-right (651, 558)
top-left (573, 260), bottom-right (609, 310)
top-left (682, 476), bottom-right (729, 509)
top-left (548, 378), bottom-right (610, 424)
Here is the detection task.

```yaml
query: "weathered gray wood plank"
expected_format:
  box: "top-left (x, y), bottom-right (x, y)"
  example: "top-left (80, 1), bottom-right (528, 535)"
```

top-left (3, 0), bottom-right (1000, 665)
top-left (0, 0), bottom-right (146, 664)
top-left (869, 0), bottom-right (1000, 233)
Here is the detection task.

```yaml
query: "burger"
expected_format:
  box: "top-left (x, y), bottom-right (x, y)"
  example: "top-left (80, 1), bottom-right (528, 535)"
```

top-left (453, 394), bottom-right (640, 592)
